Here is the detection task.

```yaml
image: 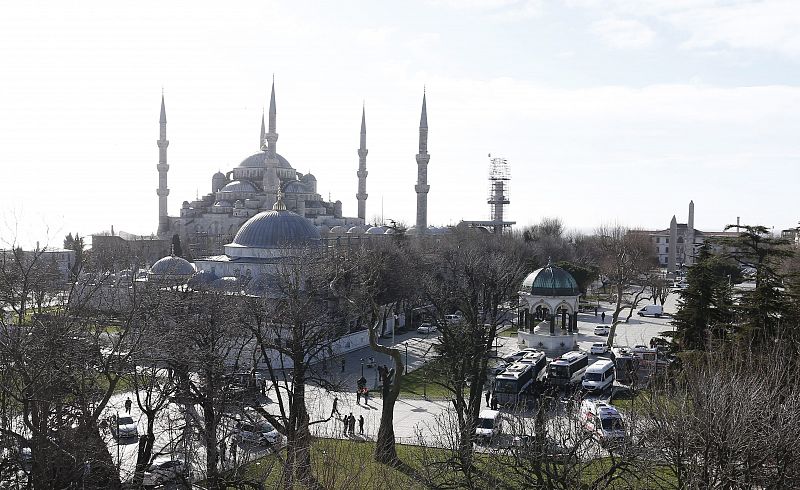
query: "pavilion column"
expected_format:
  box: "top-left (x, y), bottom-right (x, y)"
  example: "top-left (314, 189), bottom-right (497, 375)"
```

top-left (549, 315), bottom-right (555, 335)
top-left (561, 309), bottom-right (567, 330)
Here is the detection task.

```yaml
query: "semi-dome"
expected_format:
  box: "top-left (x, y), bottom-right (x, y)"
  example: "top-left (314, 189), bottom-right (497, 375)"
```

top-left (231, 208), bottom-right (320, 248)
top-left (521, 263), bottom-right (579, 296)
top-left (220, 180), bottom-right (259, 193)
top-left (366, 226), bottom-right (386, 235)
top-left (150, 255), bottom-right (195, 276)
top-left (284, 181), bottom-right (307, 193)
top-left (301, 172), bottom-right (317, 182)
top-left (346, 226), bottom-right (365, 234)
top-left (329, 226), bottom-right (346, 236)
top-left (238, 152), bottom-right (293, 169)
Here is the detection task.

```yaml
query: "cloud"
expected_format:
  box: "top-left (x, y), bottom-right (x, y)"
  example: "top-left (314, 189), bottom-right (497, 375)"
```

top-left (430, 0), bottom-right (543, 19)
top-left (570, 0), bottom-right (800, 57)
top-left (356, 27), bottom-right (395, 45)
top-left (590, 17), bottom-right (656, 49)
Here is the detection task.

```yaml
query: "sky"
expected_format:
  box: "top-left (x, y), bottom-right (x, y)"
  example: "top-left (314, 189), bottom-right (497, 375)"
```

top-left (1, 0), bottom-right (799, 249)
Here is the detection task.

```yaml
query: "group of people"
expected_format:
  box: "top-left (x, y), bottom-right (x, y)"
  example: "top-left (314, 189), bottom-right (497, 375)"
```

top-left (341, 412), bottom-right (364, 436)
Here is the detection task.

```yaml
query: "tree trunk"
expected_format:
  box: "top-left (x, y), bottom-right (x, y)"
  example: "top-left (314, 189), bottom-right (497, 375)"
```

top-left (368, 317), bottom-right (405, 465)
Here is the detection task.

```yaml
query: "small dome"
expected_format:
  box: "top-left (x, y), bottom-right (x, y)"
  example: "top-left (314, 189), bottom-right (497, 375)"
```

top-left (301, 172), bottom-right (317, 182)
top-left (150, 255), bottom-right (195, 277)
top-left (234, 200), bottom-right (244, 208)
top-left (220, 180), bottom-right (258, 193)
top-left (521, 263), bottom-right (579, 296)
top-left (239, 152), bottom-right (293, 169)
top-left (366, 226), bottom-right (386, 235)
top-left (346, 226), bottom-right (365, 234)
top-left (329, 226), bottom-right (346, 236)
top-left (231, 209), bottom-right (320, 248)
top-left (384, 228), bottom-right (396, 235)
top-left (213, 171), bottom-right (226, 181)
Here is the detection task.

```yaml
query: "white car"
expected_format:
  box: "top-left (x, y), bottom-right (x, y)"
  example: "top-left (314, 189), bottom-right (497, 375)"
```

top-left (417, 324), bottom-right (436, 334)
top-left (236, 420), bottom-right (282, 446)
top-left (590, 342), bottom-right (610, 355)
top-left (109, 415), bottom-right (138, 438)
top-left (142, 458), bottom-right (189, 486)
top-left (475, 409), bottom-right (502, 442)
top-left (594, 325), bottom-right (610, 336)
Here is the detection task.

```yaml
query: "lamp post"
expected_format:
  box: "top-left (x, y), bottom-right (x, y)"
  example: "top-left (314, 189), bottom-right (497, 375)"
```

top-left (404, 343), bottom-right (408, 375)
top-left (360, 358), bottom-right (364, 377)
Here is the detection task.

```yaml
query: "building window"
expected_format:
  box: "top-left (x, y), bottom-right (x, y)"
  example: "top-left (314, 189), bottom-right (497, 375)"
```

top-left (656, 237), bottom-right (660, 243)
top-left (666, 247), bottom-right (669, 253)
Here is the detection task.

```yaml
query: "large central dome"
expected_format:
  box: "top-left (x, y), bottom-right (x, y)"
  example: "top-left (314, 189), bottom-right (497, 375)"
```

top-left (238, 152), bottom-right (293, 169)
top-left (231, 209), bottom-right (320, 248)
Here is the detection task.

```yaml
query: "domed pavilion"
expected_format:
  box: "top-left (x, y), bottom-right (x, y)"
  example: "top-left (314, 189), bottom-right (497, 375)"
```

top-left (517, 260), bottom-right (581, 355)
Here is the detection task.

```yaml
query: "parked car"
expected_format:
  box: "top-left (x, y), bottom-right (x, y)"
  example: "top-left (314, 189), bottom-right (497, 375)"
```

top-left (637, 304), bottom-right (663, 317)
top-left (142, 458), bottom-right (190, 487)
top-left (108, 415), bottom-right (138, 438)
top-left (590, 342), bottom-right (610, 355)
top-left (417, 323), bottom-right (436, 334)
top-left (235, 420), bottom-right (282, 446)
top-left (594, 325), bottom-right (610, 336)
top-left (475, 409), bottom-right (502, 443)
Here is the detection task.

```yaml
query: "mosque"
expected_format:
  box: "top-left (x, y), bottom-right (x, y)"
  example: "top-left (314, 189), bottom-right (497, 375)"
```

top-left (155, 81), bottom-right (434, 259)
top-left (144, 81), bottom-right (435, 292)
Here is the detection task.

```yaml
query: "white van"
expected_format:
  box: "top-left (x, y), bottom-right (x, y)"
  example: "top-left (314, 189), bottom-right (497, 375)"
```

top-left (637, 304), bottom-right (663, 317)
top-left (475, 409), bottom-right (502, 442)
top-left (582, 359), bottom-right (615, 393)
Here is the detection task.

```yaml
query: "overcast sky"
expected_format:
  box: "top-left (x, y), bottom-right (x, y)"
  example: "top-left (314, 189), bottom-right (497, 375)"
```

top-left (2, 0), bottom-right (799, 248)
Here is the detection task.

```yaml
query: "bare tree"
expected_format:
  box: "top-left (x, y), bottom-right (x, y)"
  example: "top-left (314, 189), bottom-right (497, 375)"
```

top-left (593, 226), bottom-right (658, 348)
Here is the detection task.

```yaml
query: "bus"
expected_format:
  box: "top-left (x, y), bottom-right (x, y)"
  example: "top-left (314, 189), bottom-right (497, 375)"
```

top-left (493, 362), bottom-right (536, 405)
top-left (547, 351), bottom-right (589, 387)
top-left (582, 358), bottom-right (615, 393)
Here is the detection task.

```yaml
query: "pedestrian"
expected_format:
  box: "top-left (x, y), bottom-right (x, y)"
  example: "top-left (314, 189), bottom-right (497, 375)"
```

top-left (342, 415), bottom-right (348, 436)
top-left (348, 413), bottom-right (356, 435)
top-left (219, 440), bottom-right (227, 463)
top-left (332, 396), bottom-right (340, 416)
top-left (124, 397), bottom-right (132, 414)
top-left (363, 388), bottom-right (369, 404)
top-left (358, 415), bottom-right (364, 434)
top-left (594, 306), bottom-right (598, 317)
top-left (341, 358), bottom-right (346, 373)
top-left (356, 388), bottom-right (361, 405)
top-left (491, 395), bottom-right (498, 410)
top-left (485, 390), bottom-right (490, 407)
top-left (601, 311), bottom-right (605, 323)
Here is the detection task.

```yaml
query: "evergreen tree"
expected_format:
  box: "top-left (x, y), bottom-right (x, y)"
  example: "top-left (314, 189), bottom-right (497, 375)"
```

top-left (671, 243), bottom-right (737, 351)
top-left (717, 225), bottom-right (795, 343)
top-left (171, 233), bottom-right (183, 257)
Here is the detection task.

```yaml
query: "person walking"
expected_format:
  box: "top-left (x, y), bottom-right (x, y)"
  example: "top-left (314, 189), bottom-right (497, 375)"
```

top-left (363, 388), bottom-right (369, 404)
top-left (332, 396), bottom-right (340, 416)
top-left (485, 390), bottom-right (490, 407)
top-left (358, 415), bottom-right (364, 434)
top-left (601, 311), bottom-right (606, 323)
top-left (124, 397), bottom-right (132, 414)
top-left (594, 306), bottom-right (598, 317)
top-left (491, 395), bottom-right (498, 410)
top-left (348, 413), bottom-right (356, 436)
top-left (356, 388), bottom-right (361, 405)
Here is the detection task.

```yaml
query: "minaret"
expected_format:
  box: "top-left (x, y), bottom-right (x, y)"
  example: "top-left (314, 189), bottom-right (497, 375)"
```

top-left (156, 94), bottom-right (170, 234)
top-left (687, 200), bottom-right (695, 265)
top-left (415, 90), bottom-right (430, 233)
top-left (668, 215), bottom-right (677, 274)
top-left (356, 104), bottom-right (368, 221)
top-left (263, 79), bottom-right (280, 203)
top-left (260, 109), bottom-right (266, 150)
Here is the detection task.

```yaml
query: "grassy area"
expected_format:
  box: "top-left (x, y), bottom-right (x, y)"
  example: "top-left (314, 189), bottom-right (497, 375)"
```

top-left (242, 438), bottom-right (675, 489)
top-left (498, 326), bottom-right (518, 337)
top-left (398, 360), bottom-right (452, 399)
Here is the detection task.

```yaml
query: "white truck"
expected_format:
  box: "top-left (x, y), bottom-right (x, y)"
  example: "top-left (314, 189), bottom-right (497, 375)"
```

top-left (637, 304), bottom-right (663, 317)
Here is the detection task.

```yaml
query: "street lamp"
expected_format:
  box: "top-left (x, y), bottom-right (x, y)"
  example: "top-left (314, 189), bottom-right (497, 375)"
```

top-left (404, 343), bottom-right (408, 375)
top-left (360, 358), bottom-right (364, 377)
